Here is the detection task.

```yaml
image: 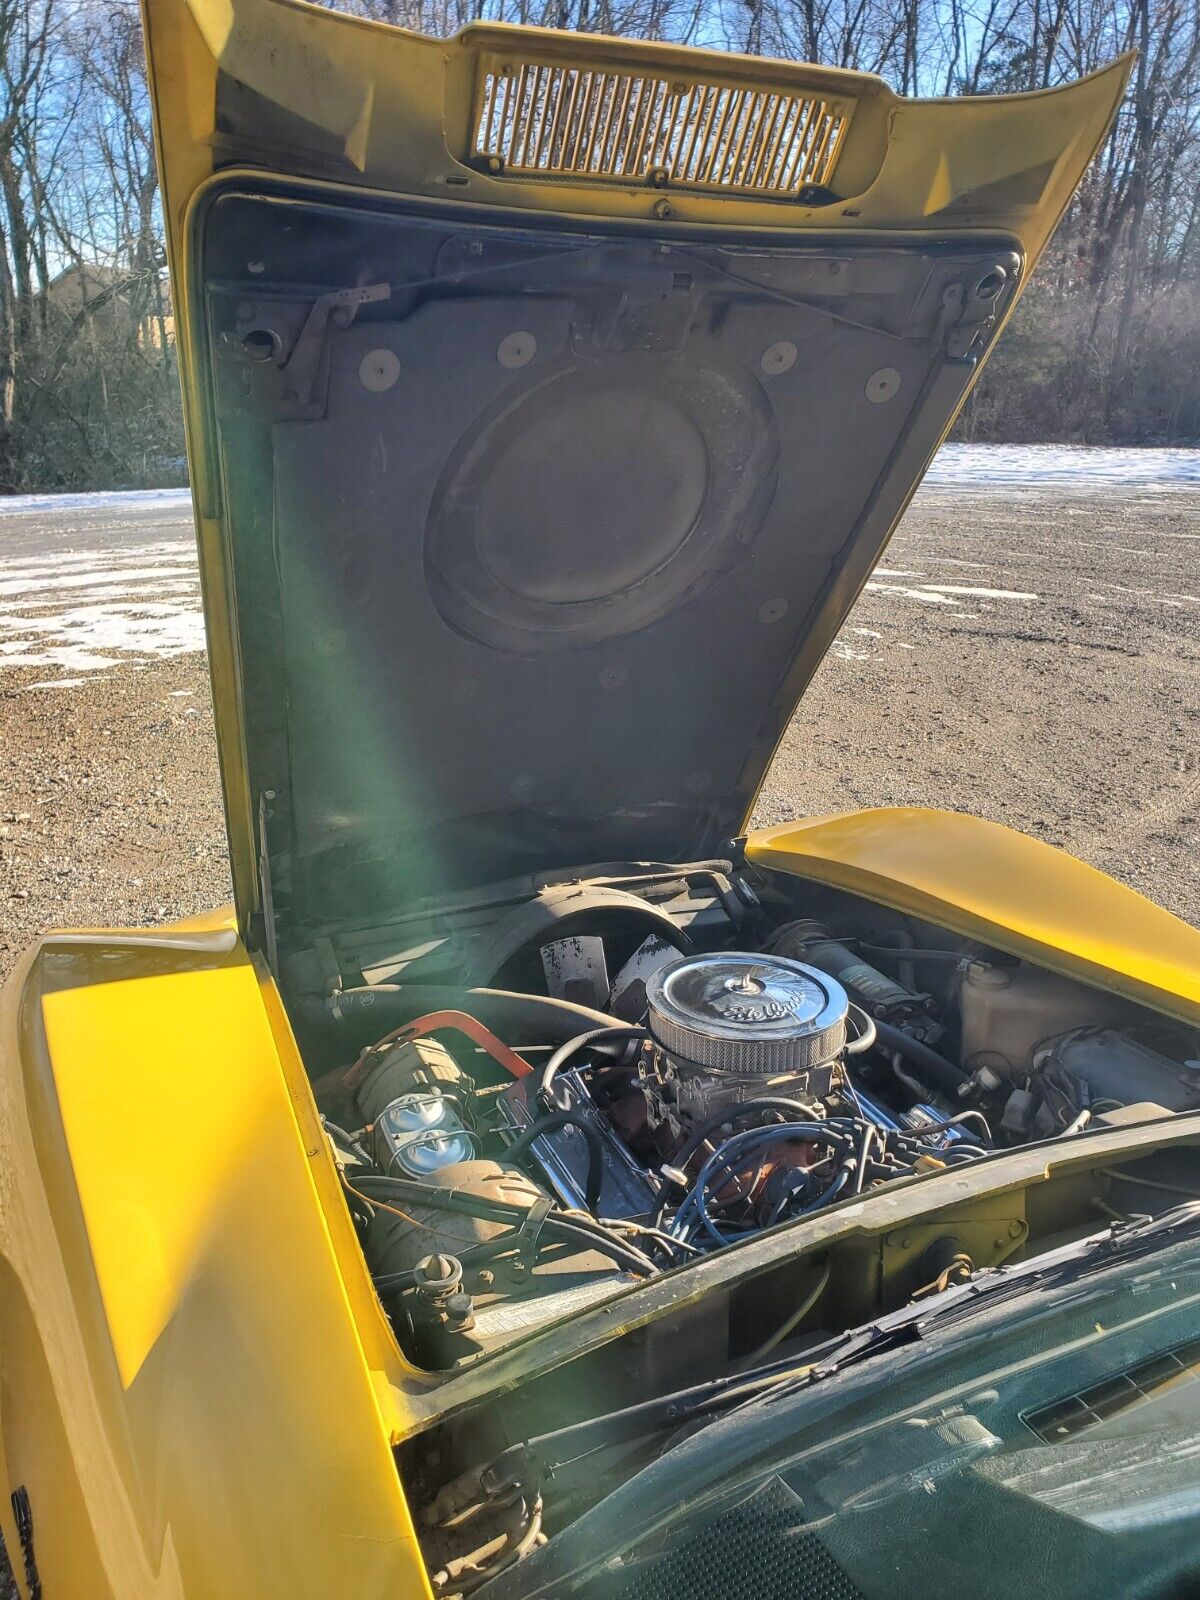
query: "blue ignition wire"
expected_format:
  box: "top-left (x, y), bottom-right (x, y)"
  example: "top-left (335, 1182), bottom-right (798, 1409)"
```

top-left (669, 1111), bottom-right (985, 1248)
top-left (672, 1122), bottom-right (858, 1247)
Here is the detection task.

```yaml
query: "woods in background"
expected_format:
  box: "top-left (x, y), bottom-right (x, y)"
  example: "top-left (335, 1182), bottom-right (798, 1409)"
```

top-left (0, 0), bottom-right (1195, 490)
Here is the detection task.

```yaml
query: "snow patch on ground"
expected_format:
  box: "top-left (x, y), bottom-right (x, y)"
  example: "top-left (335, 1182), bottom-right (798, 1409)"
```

top-left (0, 537), bottom-right (204, 675)
top-left (0, 565), bottom-right (202, 598)
top-left (0, 487), bottom-right (193, 516)
top-left (918, 584), bottom-right (1038, 600)
top-left (865, 583), bottom-right (957, 604)
top-left (926, 444), bottom-right (1200, 491)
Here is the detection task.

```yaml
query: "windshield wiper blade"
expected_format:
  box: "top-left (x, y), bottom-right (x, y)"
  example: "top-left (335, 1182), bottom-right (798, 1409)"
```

top-left (749, 1201), bottom-right (1200, 1405)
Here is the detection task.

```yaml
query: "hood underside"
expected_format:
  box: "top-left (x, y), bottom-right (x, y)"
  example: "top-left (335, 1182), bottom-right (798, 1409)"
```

top-left (141, 0), bottom-right (1131, 942)
top-left (205, 192), bottom-right (1023, 924)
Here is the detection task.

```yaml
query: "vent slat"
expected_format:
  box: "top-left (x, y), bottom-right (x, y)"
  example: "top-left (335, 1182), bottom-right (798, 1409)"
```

top-left (753, 94), bottom-right (789, 188)
top-left (473, 58), bottom-right (850, 195)
top-left (783, 97), bottom-right (821, 189)
top-left (691, 86), bottom-right (720, 182)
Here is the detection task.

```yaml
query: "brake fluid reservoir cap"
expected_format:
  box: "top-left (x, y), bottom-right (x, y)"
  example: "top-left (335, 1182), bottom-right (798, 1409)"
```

top-left (646, 952), bottom-right (848, 1074)
top-left (375, 1092), bottom-right (474, 1177)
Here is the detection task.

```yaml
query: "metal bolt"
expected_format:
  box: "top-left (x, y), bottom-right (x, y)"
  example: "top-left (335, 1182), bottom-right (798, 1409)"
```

top-left (653, 198), bottom-right (673, 219)
top-left (1009, 1220), bottom-right (1023, 1238)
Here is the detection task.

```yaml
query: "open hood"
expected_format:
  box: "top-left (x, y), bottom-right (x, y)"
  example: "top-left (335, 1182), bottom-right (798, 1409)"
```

top-left (141, 0), bottom-right (1130, 947)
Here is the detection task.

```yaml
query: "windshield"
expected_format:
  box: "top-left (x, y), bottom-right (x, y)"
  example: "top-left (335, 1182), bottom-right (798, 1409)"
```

top-left (492, 1228), bottom-right (1200, 1599)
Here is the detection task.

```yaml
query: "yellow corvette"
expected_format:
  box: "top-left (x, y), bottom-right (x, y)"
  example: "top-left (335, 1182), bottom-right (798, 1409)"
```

top-left (3, 3), bottom-right (1200, 1596)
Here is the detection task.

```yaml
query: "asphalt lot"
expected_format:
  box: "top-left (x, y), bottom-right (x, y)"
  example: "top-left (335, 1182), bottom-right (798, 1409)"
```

top-left (1, 460), bottom-right (1199, 987)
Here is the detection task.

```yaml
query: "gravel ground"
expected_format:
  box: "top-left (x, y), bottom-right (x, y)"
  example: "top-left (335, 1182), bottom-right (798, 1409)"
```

top-left (1, 478), bottom-right (1198, 990)
top-left (758, 481), bottom-right (1200, 925)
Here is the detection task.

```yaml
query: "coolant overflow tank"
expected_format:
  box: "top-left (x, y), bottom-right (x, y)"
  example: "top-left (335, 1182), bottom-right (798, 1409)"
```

top-left (958, 960), bottom-right (1130, 1077)
top-left (646, 952), bottom-right (848, 1075)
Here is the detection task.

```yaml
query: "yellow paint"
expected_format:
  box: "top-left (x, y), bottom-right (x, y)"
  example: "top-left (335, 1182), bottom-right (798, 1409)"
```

top-left (0, 932), bottom-right (431, 1599)
top-left (748, 808), bottom-right (1200, 1026)
top-left (139, 0), bottom-right (1131, 935)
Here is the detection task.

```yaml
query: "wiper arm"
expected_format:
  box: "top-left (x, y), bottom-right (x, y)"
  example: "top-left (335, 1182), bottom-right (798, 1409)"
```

top-left (426, 1354), bottom-right (818, 1523)
top-left (748, 1200), bottom-right (1200, 1406)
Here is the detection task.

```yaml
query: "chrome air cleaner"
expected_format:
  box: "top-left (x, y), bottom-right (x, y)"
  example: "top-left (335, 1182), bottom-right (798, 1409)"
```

top-left (645, 952), bottom-right (849, 1076)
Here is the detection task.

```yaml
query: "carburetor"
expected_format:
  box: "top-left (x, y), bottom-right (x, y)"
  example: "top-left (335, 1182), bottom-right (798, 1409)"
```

top-left (642, 952), bottom-right (851, 1132)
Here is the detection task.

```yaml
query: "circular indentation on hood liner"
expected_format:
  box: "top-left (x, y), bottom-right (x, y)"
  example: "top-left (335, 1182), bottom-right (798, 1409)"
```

top-left (423, 352), bottom-right (780, 653)
top-left (866, 367), bottom-right (902, 403)
top-left (360, 348), bottom-right (401, 392)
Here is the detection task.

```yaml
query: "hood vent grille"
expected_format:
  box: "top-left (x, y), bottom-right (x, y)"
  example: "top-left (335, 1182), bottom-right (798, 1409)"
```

top-left (472, 58), bottom-right (852, 196)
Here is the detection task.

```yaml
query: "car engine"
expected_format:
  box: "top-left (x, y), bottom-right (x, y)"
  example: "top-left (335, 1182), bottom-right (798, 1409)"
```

top-left (306, 863), bottom-right (1200, 1375)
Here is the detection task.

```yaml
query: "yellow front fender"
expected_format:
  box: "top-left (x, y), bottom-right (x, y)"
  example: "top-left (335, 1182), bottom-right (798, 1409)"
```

top-left (0, 931), bottom-right (430, 1600)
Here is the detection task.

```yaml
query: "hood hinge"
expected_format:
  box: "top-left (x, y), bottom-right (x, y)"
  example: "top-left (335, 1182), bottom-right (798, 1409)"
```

top-left (283, 282), bottom-right (390, 405)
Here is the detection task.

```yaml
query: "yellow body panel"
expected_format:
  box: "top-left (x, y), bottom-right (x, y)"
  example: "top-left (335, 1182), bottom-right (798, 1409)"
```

top-left (748, 808), bottom-right (1200, 1026)
top-left (0, 930), bottom-right (431, 1599)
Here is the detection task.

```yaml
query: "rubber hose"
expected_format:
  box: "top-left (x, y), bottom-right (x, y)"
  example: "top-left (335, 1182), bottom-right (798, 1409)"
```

top-left (305, 984), bottom-right (620, 1039)
top-left (873, 1017), bottom-right (970, 1094)
top-left (352, 1174), bottom-right (655, 1275)
top-left (534, 1026), bottom-right (648, 1112)
top-left (502, 1111), bottom-right (607, 1213)
top-left (844, 1002), bottom-right (877, 1055)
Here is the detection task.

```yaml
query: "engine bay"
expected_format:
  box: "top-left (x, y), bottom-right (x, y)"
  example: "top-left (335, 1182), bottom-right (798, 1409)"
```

top-left (295, 859), bottom-right (1200, 1593)
top-left (301, 861), bottom-right (1200, 1368)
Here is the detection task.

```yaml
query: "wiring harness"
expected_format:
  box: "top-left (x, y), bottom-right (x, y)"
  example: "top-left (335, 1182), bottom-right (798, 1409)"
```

top-left (667, 1113), bottom-right (988, 1249)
